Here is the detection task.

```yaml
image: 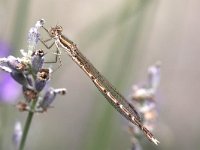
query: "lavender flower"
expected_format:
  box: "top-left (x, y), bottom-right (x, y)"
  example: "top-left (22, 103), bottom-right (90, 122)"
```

top-left (0, 19), bottom-right (66, 112)
top-left (128, 62), bottom-right (161, 149)
top-left (0, 19), bottom-right (68, 150)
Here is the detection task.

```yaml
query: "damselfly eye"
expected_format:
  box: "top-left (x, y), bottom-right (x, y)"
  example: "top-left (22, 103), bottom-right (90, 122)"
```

top-left (56, 25), bottom-right (63, 31)
top-left (55, 25), bottom-right (63, 35)
top-left (49, 27), bottom-right (62, 37)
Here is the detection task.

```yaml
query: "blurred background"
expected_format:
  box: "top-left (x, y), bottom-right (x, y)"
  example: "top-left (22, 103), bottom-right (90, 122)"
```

top-left (0, 0), bottom-right (200, 149)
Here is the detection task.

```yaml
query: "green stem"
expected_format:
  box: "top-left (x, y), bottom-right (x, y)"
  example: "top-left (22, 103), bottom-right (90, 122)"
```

top-left (19, 99), bottom-right (37, 150)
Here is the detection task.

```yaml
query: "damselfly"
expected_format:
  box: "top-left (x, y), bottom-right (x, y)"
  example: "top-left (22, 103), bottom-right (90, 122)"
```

top-left (39, 21), bottom-right (159, 145)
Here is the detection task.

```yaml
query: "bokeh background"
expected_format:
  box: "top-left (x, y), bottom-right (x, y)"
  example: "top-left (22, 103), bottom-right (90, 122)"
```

top-left (0, 0), bottom-right (200, 149)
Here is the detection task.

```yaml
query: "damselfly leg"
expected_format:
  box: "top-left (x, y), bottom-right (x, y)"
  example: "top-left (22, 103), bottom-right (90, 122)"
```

top-left (39, 28), bottom-right (62, 69)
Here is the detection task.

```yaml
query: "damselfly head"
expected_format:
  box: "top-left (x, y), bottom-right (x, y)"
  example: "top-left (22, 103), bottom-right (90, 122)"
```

top-left (49, 25), bottom-right (63, 38)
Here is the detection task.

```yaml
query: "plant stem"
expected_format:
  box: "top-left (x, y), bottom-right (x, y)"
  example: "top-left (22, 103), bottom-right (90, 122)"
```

top-left (19, 99), bottom-right (37, 150)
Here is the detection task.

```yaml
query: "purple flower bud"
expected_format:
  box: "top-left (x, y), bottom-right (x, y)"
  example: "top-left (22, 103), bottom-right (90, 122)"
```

top-left (0, 56), bottom-right (26, 72)
top-left (10, 71), bottom-right (27, 86)
top-left (131, 85), bottom-right (154, 101)
top-left (0, 65), bottom-right (12, 73)
top-left (54, 88), bottom-right (67, 95)
top-left (39, 88), bottom-right (66, 111)
top-left (148, 62), bottom-right (161, 91)
top-left (25, 74), bottom-right (34, 87)
top-left (28, 27), bottom-right (40, 48)
top-left (35, 69), bottom-right (50, 92)
top-left (40, 88), bottom-right (56, 110)
top-left (31, 49), bottom-right (44, 73)
top-left (7, 56), bottom-right (26, 72)
top-left (27, 19), bottom-right (45, 49)
top-left (12, 121), bottom-right (22, 149)
top-left (35, 19), bottom-right (45, 28)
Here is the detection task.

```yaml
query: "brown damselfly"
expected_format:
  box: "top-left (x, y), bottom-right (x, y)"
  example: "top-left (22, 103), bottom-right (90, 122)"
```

top-left (39, 21), bottom-right (159, 145)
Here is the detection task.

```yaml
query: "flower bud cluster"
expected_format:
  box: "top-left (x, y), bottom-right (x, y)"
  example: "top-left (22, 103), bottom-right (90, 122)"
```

top-left (0, 19), bottom-right (66, 113)
top-left (128, 62), bottom-right (161, 149)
